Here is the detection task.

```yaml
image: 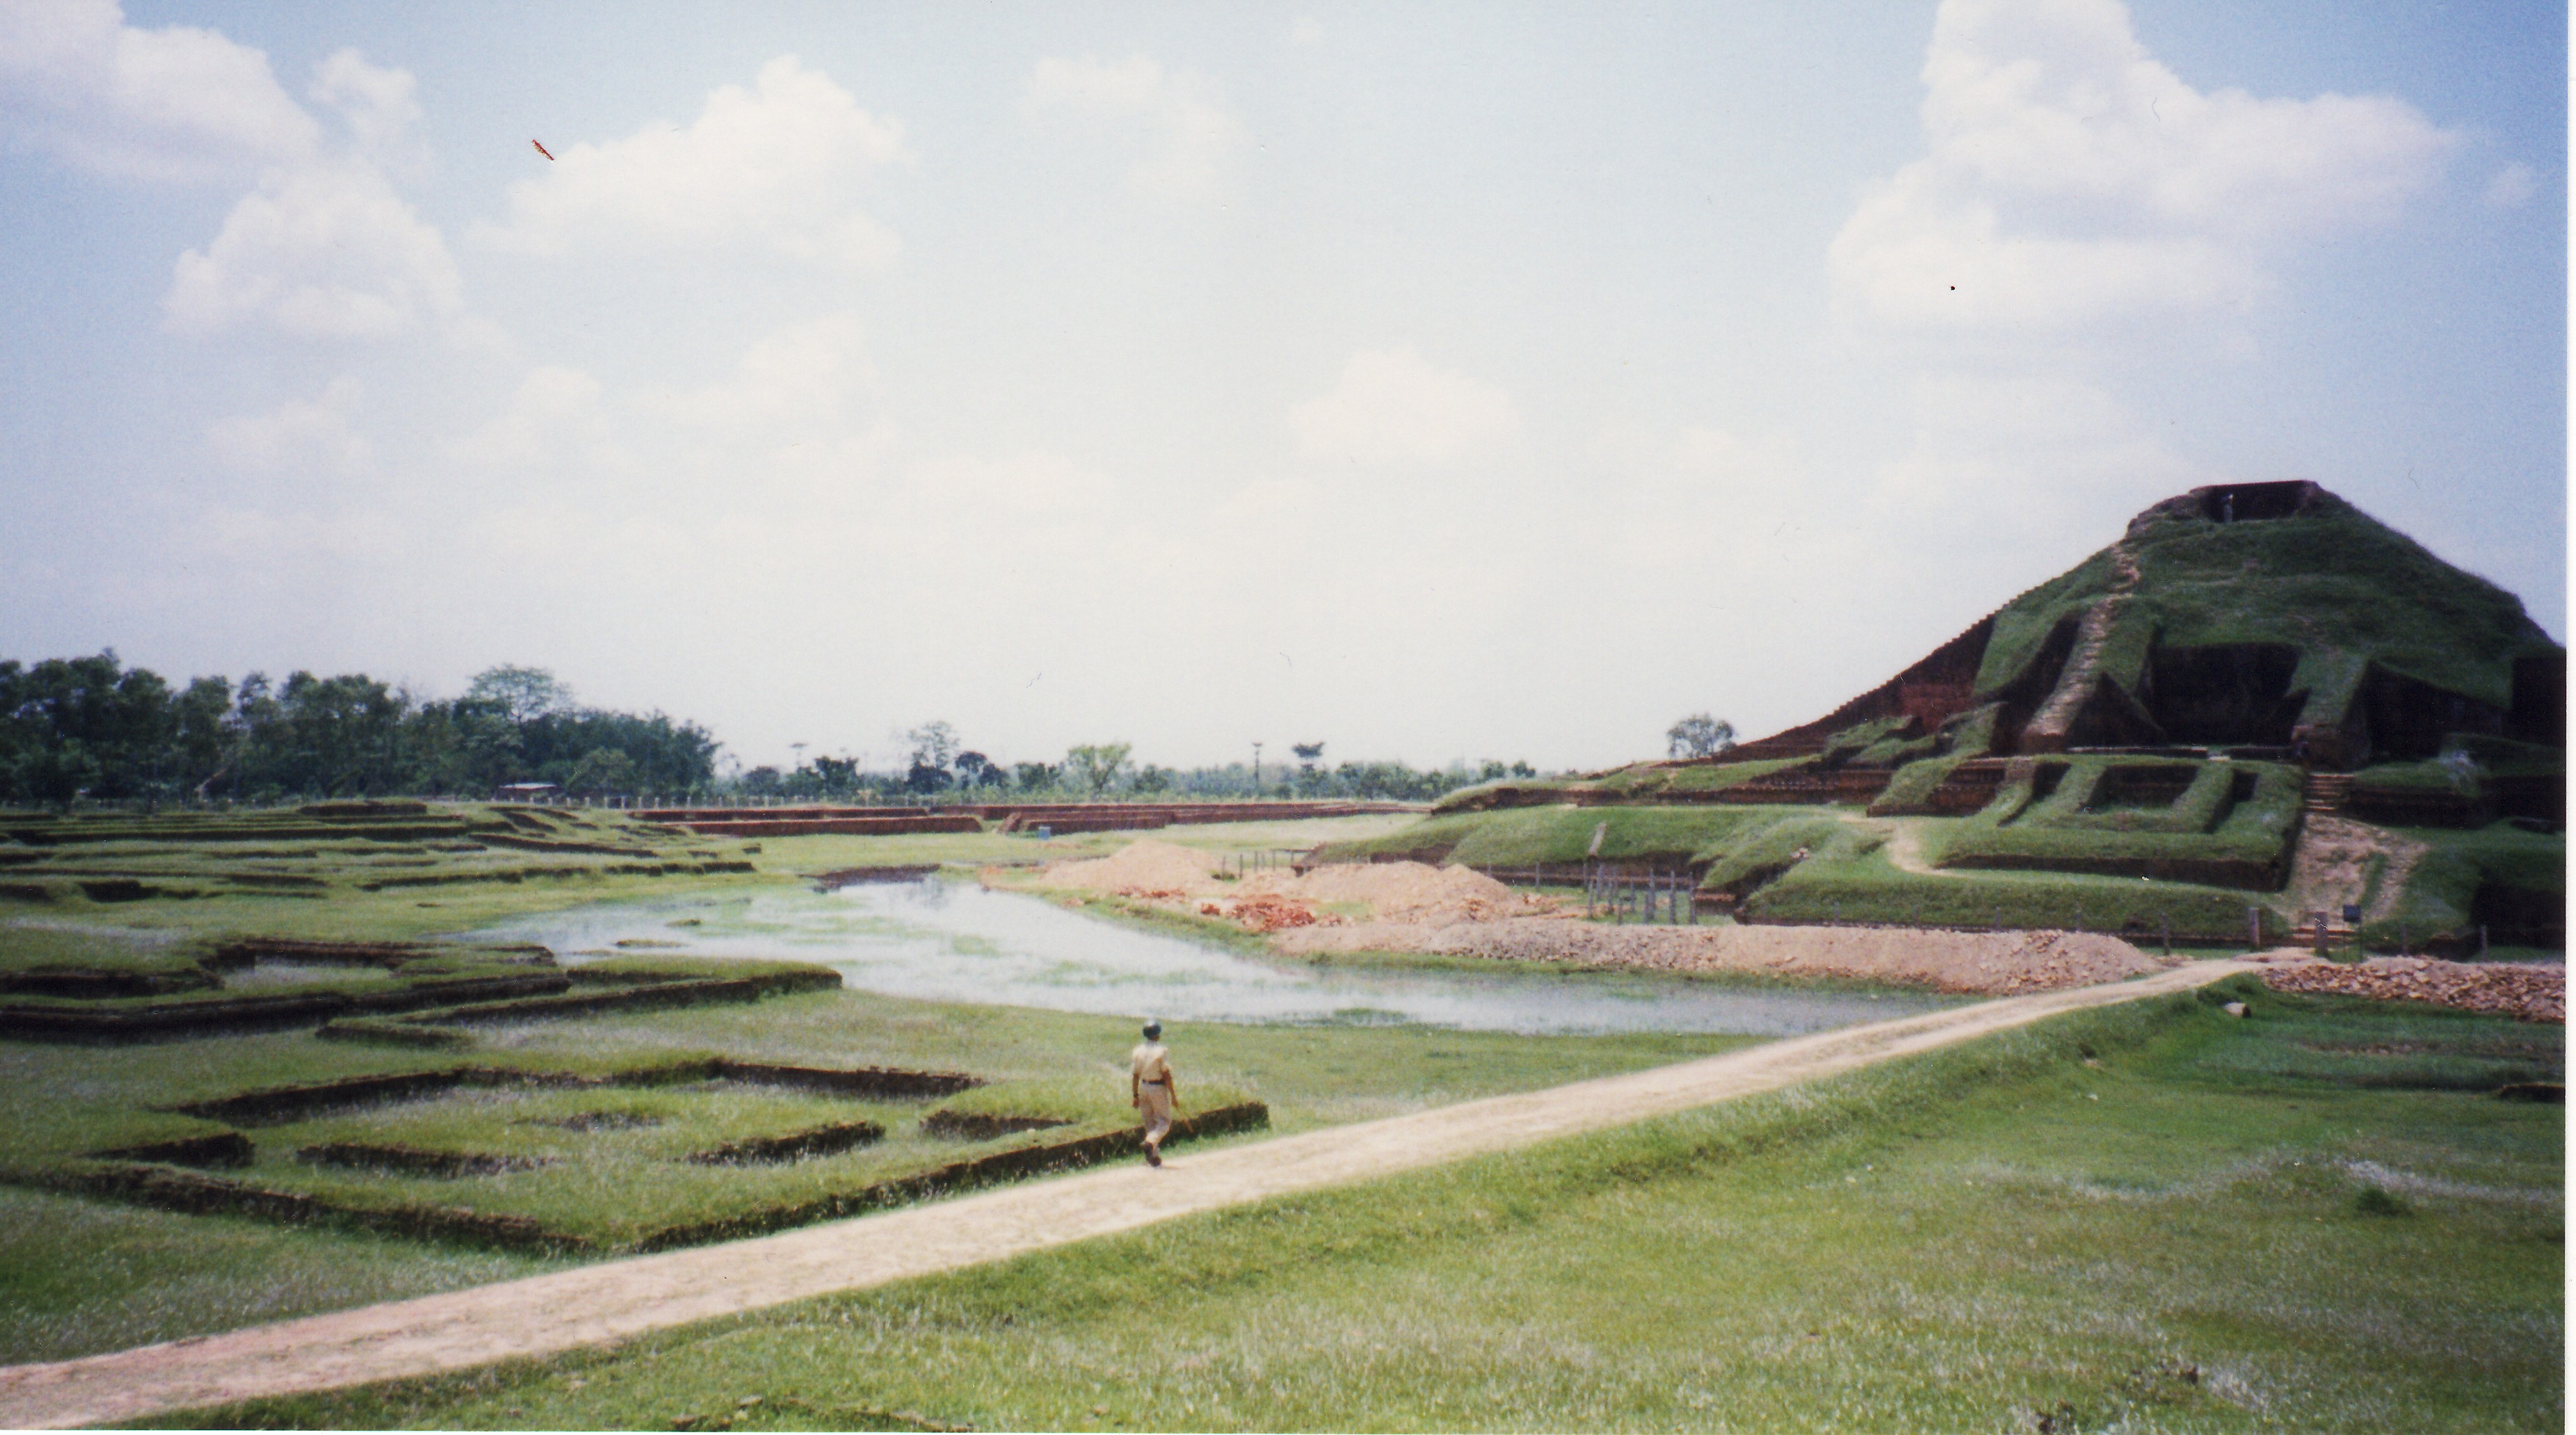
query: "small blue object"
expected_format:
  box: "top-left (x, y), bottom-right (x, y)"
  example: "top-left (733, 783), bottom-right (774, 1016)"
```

top-left (2341, 904), bottom-right (2361, 923)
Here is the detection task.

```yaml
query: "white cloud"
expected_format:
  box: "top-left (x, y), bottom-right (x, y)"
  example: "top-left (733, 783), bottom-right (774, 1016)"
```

top-left (1026, 53), bottom-right (1245, 201)
top-left (0, 6), bottom-right (470, 346)
top-left (307, 47), bottom-right (419, 161)
top-left (449, 366), bottom-right (617, 471)
top-left (166, 159), bottom-right (461, 339)
top-left (207, 375), bottom-right (373, 475)
top-left (1830, 0), bottom-right (2456, 334)
top-left (0, 0), bottom-right (317, 181)
top-left (1289, 348), bottom-right (1520, 467)
top-left (2483, 161), bottom-right (2537, 209)
top-left (471, 56), bottom-right (906, 266)
top-left (659, 314), bottom-right (876, 434)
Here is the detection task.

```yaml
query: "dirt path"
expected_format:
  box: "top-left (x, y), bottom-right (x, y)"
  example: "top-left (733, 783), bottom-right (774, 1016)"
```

top-left (0, 961), bottom-right (2253, 1429)
top-left (2284, 814), bottom-right (2429, 925)
top-left (1850, 812), bottom-right (1964, 879)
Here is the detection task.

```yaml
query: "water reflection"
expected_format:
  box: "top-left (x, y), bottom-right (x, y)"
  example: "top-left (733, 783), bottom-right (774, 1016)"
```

top-left (471, 879), bottom-right (1952, 1036)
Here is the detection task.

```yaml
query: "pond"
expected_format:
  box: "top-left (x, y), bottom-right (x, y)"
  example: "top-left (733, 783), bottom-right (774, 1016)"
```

top-left (469, 878), bottom-right (1955, 1037)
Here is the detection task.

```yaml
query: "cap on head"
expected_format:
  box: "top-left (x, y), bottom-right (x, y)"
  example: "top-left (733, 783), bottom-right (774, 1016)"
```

top-left (1142, 1021), bottom-right (1162, 1041)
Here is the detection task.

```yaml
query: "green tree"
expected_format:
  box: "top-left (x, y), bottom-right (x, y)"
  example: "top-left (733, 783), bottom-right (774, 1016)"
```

top-left (564, 747), bottom-right (636, 797)
top-left (904, 720), bottom-right (960, 772)
top-left (13, 740), bottom-right (100, 811)
top-left (1063, 742), bottom-right (1132, 798)
top-left (1666, 713), bottom-right (1737, 759)
top-left (466, 665), bottom-right (572, 725)
top-left (810, 756), bottom-right (860, 796)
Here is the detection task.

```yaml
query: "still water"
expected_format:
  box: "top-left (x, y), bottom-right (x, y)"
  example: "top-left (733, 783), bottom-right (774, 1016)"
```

top-left (470, 878), bottom-right (1951, 1037)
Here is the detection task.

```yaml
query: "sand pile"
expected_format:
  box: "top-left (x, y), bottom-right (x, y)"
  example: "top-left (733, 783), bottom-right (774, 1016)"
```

top-left (1040, 840), bottom-right (1218, 898)
top-left (1253, 861), bottom-right (1553, 925)
top-left (1271, 918), bottom-right (2172, 996)
top-left (2262, 957), bottom-right (2564, 1023)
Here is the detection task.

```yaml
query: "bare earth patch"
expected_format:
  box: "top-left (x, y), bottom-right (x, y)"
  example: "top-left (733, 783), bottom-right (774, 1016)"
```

top-left (2285, 816), bottom-right (2430, 923)
top-left (1032, 842), bottom-right (1558, 927)
top-left (1275, 918), bottom-right (2174, 996)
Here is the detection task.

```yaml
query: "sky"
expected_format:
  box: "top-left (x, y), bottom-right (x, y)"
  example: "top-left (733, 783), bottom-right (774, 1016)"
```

top-left (0, 0), bottom-right (2563, 775)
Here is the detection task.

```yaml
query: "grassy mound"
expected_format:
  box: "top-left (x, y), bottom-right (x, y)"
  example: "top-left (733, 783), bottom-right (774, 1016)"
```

top-left (1977, 488), bottom-right (2558, 731)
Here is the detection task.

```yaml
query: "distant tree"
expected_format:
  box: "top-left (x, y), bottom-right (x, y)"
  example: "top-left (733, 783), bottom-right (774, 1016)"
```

top-left (564, 747), bottom-right (635, 797)
top-left (14, 740), bottom-right (100, 811)
top-left (1666, 713), bottom-right (1737, 759)
top-left (1131, 763), bottom-right (1173, 795)
top-left (903, 761), bottom-right (953, 795)
top-left (1013, 761), bottom-right (1058, 792)
top-left (1063, 742), bottom-right (1132, 798)
top-left (903, 721), bottom-right (960, 775)
top-left (810, 756), bottom-right (860, 796)
top-left (953, 751), bottom-right (1004, 789)
top-left (741, 765), bottom-right (782, 797)
top-left (1291, 742), bottom-right (1325, 774)
top-left (466, 665), bottom-right (572, 725)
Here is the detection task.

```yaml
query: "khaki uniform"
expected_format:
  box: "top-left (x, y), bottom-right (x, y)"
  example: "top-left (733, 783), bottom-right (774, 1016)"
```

top-left (1130, 1041), bottom-right (1174, 1147)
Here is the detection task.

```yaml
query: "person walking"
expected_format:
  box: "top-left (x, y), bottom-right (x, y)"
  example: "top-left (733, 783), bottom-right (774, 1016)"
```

top-left (1130, 1021), bottom-right (1177, 1167)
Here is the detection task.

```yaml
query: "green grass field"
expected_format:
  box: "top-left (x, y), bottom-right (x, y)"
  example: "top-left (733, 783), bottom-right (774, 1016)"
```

top-left (0, 975), bottom-right (1757, 1365)
top-left (161, 980), bottom-right (2563, 1433)
top-left (1, 808), bottom-right (2561, 1431)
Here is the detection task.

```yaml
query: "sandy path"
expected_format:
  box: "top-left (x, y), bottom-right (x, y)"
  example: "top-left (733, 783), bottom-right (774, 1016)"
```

top-left (0, 960), bottom-right (2251, 1429)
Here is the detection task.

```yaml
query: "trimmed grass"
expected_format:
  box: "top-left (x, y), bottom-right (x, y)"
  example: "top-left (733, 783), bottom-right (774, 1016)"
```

top-left (169, 981), bottom-right (2563, 1432)
top-left (1931, 759), bottom-right (2302, 884)
top-left (1321, 805), bottom-right (1790, 869)
top-left (0, 1185), bottom-right (558, 1367)
top-left (2356, 821), bottom-right (2566, 949)
top-left (0, 983), bottom-right (1758, 1363)
top-left (1746, 845), bottom-right (2287, 941)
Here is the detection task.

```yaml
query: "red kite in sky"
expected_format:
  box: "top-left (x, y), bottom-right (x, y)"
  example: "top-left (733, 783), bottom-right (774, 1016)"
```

top-left (531, 139), bottom-right (555, 161)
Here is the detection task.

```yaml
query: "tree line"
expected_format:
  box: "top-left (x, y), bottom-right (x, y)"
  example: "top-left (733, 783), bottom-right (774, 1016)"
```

top-left (744, 724), bottom-right (1542, 804)
top-left (0, 654), bottom-right (1560, 810)
top-left (0, 654), bottom-right (716, 809)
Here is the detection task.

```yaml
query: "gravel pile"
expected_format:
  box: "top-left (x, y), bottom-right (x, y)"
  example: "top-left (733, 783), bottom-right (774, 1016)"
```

top-left (2260, 957), bottom-right (2565, 1024)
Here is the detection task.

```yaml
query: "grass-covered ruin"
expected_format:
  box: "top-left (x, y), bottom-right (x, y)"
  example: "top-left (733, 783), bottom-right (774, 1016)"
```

top-left (1335, 483), bottom-right (2564, 957)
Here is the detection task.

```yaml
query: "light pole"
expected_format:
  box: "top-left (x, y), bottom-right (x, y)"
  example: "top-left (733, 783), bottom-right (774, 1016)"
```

top-left (1250, 740), bottom-right (1263, 789)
